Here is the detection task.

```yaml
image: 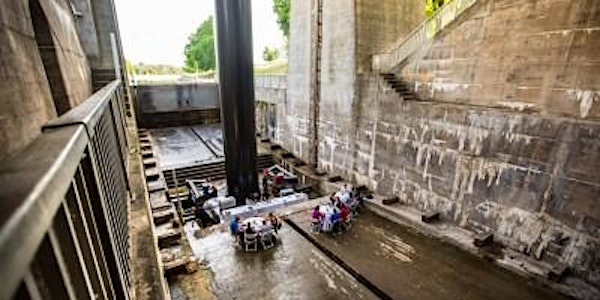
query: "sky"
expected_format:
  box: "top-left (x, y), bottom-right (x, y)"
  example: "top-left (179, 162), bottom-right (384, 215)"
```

top-left (114, 0), bottom-right (285, 66)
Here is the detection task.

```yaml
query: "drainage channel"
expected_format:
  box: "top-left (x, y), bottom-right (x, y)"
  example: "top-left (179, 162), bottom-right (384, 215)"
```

top-left (284, 218), bottom-right (393, 300)
top-left (190, 126), bottom-right (220, 158)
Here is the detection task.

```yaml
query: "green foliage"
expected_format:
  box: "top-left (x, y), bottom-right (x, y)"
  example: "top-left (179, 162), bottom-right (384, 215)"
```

top-left (272, 0), bottom-right (290, 39)
top-left (126, 61), bottom-right (183, 75)
top-left (184, 16), bottom-right (216, 71)
top-left (425, 0), bottom-right (447, 17)
top-left (262, 47), bottom-right (280, 62)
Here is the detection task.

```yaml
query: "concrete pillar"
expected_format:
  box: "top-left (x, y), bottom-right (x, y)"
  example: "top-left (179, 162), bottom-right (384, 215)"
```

top-left (214, 0), bottom-right (259, 205)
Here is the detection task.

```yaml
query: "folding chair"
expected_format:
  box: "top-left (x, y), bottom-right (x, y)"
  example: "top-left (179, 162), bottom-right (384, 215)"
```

top-left (261, 232), bottom-right (275, 249)
top-left (244, 233), bottom-right (258, 252)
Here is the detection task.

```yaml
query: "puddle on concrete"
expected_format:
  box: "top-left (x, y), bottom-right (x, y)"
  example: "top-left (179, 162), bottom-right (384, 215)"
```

top-left (183, 222), bottom-right (378, 299)
top-left (288, 210), bottom-right (568, 300)
top-left (150, 125), bottom-right (223, 169)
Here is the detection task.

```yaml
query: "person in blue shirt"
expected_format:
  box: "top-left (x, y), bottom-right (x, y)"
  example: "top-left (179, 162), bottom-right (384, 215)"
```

top-left (330, 209), bottom-right (344, 234)
top-left (229, 215), bottom-right (240, 239)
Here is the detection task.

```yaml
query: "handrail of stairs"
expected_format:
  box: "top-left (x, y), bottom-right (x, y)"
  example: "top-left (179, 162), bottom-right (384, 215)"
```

top-left (372, 0), bottom-right (478, 73)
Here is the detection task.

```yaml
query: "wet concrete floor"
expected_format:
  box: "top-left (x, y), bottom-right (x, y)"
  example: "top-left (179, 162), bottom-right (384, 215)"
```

top-left (184, 222), bottom-right (378, 300)
top-left (149, 125), bottom-right (224, 169)
top-left (288, 209), bottom-right (567, 300)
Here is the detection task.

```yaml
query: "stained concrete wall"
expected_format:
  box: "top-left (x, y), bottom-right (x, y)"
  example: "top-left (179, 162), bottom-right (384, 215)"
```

top-left (277, 0), bottom-right (600, 291)
top-left (255, 75), bottom-right (286, 139)
top-left (376, 0), bottom-right (600, 287)
top-left (134, 83), bottom-right (220, 128)
top-left (317, 0), bottom-right (357, 178)
top-left (282, 0), bottom-right (312, 162)
top-left (136, 83), bottom-right (219, 113)
top-left (318, 0), bottom-right (426, 179)
top-left (356, 0), bottom-right (425, 72)
top-left (0, 0), bottom-right (92, 163)
top-left (72, 0), bottom-right (127, 91)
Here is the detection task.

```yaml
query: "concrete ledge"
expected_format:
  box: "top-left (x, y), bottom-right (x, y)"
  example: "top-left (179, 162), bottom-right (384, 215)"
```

top-left (284, 218), bottom-right (392, 300)
top-left (421, 211), bottom-right (440, 223)
top-left (365, 198), bottom-right (576, 299)
top-left (474, 232), bottom-right (494, 248)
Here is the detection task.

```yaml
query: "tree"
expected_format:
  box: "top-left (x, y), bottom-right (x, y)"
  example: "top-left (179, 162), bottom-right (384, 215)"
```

top-left (184, 16), bottom-right (216, 71)
top-left (272, 0), bottom-right (290, 39)
top-left (425, 0), bottom-right (447, 17)
top-left (262, 47), bottom-right (279, 62)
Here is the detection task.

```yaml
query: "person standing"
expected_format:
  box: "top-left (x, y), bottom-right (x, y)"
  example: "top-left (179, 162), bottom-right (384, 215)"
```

top-left (229, 215), bottom-right (240, 242)
top-left (262, 175), bottom-right (270, 200)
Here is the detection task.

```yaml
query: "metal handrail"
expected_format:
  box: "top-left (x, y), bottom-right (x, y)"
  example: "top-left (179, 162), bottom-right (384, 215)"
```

top-left (0, 80), bottom-right (130, 299)
top-left (0, 126), bottom-right (89, 300)
top-left (372, 0), bottom-right (478, 72)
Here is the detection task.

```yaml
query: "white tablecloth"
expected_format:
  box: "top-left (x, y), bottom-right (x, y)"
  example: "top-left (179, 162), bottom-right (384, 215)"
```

top-left (241, 217), bottom-right (273, 234)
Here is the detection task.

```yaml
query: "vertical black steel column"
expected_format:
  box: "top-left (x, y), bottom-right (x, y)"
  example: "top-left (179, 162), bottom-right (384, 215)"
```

top-left (214, 0), bottom-right (258, 206)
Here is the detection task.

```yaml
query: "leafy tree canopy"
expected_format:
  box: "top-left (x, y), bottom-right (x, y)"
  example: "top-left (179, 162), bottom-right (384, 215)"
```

top-left (425, 0), bottom-right (447, 17)
top-left (262, 47), bottom-right (280, 62)
top-left (184, 16), bottom-right (216, 71)
top-left (272, 0), bottom-right (290, 39)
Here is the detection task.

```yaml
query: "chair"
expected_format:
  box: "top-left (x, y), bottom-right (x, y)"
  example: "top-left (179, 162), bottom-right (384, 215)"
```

top-left (261, 232), bottom-right (275, 250)
top-left (244, 233), bottom-right (258, 252)
top-left (311, 220), bottom-right (321, 233)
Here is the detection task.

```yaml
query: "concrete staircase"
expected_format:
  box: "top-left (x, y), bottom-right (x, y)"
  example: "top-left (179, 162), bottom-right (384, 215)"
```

top-left (380, 73), bottom-right (420, 101)
top-left (162, 154), bottom-right (275, 189)
top-left (372, 0), bottom-right (478, 72)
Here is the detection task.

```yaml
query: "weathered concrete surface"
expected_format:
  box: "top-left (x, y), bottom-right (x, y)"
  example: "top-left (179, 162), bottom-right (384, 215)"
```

top-left (255, 75), bottom-right (286, 139)
top-left (288, 208), bottom-right (568, 300)
top-left (356, 0), bottom-right (425, 72)
top-left (136, 83), bottom-right (219, 113)
top-left (400, 0), bottom-right (600, 120)
top-left (273, 0), bottom-right (426, 169)
top-left (135, 83), bottom-right (220, 128)
top-left (261, 0), bottom-right (600, 295)
top-left (282, 0), bottom-right (312, 162)
top-left (0, 0), bottom-right (92, 162)
top-left (149, 125), bottom-right (224, 169)
top-left (128, 125), bottom-right (168, 300)
top-left (350, 0), bottom-right (600, 291)
top-left (184, 222), bottom-right (378, 299)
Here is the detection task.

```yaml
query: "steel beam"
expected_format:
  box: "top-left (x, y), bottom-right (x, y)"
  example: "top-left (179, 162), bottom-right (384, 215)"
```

top-left (214, 0), bottom-right (259, 205)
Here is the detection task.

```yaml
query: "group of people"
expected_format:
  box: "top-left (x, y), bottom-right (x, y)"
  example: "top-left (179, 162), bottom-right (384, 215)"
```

top-left (200, 183), bottom-right (218, 198)
top-left (311, 184), bottom-right (363, 234)
top-left (229, 212), bottom-right (282, 249)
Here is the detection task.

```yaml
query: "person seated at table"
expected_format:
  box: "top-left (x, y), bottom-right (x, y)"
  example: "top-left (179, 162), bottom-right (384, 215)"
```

top-left (267, 212), bottom-right (281, 233)
top-left (312, 206), bottom-right (323, 222)
top-left (340, 203), bottom-right (351, 223)
top-left (341, 184), bottom-right (349, 193)
top-left (330, 208), bottom-right (344, 234)
top-left (245, 222), bottom-right (255, 234)
top-left (209, 185), bottom-right (218, 198)
top-left (330, 193), bottom-right (337, 206)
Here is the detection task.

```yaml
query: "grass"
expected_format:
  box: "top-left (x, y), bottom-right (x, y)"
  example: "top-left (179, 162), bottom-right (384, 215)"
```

top-left (254, 61), bottom-right (288, 75)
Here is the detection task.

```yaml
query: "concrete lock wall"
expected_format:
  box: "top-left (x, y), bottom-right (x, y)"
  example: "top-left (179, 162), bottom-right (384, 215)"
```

top-left (281, 0), bottom-right (313, 162)
top-left (0, 0), bottom-right (92, 163)
top-left (255, 75), bottom-right (286, 139)
top-left (134, 82), bottom-right (220, 128)
top-left (266, 0), bottom-right (600, 289)
top-left (318, 0), bottom-right (426, 181)
top-left (383, 0), bottom-right (600, 286)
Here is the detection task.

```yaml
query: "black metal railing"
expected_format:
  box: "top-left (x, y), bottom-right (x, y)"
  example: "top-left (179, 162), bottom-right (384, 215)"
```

top-left (0, 80), bottom-right (131, 299)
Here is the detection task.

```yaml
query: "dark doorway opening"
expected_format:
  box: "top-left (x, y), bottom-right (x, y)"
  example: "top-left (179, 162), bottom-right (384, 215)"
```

top-left (30, 0), bottom-right (70, 116)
